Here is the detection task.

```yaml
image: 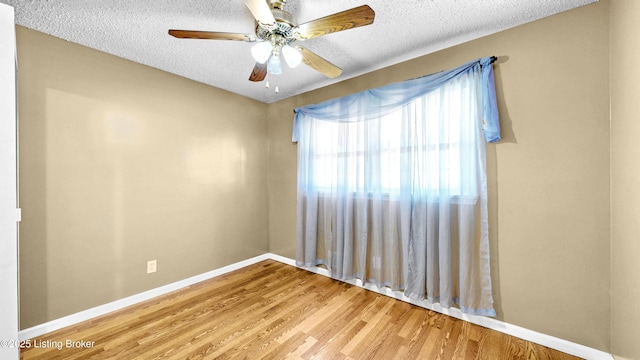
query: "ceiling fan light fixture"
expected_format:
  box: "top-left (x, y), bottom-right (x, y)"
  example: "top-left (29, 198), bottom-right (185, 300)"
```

top-left (267, 54), bottom-right (283, 75)
top-left (282, 45), bottom-right (302, 68)
top-left (251, 41), bottom-right (273, 64)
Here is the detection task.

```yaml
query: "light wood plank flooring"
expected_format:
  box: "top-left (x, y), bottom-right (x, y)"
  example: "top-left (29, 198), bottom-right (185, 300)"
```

top-left (20, 260), bottom-right (581, 359)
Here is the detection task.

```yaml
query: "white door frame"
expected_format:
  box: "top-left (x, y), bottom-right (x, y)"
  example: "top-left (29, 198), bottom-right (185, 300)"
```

top-left (0, 3), bottom-right (19, 360)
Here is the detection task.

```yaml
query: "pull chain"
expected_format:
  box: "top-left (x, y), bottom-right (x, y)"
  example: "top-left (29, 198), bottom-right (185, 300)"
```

top-left (264, 78), bottom-right (279, 94)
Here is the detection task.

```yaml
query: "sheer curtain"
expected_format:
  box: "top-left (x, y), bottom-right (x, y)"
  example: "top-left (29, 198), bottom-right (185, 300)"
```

top-left (293, 57), bottom-right (499, 316)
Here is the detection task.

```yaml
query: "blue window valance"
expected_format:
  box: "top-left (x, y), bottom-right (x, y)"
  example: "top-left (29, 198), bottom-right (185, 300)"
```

top-left (293, 57), bottom-right (501, 143)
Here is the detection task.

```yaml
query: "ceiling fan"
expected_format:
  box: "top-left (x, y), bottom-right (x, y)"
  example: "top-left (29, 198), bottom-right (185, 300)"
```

top-left (168, 0), bottom-right (375, 82)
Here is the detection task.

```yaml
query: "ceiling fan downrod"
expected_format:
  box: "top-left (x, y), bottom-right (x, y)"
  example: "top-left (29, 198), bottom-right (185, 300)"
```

top-left (268, 0), bottom-right (287, 10)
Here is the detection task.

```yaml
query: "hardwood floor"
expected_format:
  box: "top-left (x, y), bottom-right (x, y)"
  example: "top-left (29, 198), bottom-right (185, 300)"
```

top-left (20, 260), bottom-right (581, 359)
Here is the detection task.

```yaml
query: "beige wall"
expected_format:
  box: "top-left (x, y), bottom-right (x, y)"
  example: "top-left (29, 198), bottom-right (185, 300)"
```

top-left (17, 27), bottom-right (270, 328)
top-left (268, 1), bottom-right (611, 352)
top-left (611, 1), bottom-right (640, 359)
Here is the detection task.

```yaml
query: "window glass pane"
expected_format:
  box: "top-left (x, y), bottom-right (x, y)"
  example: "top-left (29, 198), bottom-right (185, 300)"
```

top-left (308, 82), bottom-right (470, 197)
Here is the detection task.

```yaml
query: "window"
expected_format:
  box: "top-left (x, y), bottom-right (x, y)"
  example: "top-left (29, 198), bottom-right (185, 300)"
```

top-left (307, 78), bottom-right (475, 198)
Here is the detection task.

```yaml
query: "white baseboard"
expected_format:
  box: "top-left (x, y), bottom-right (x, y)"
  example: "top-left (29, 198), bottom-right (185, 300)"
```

top-left (18, 253), bottom-right (273, 341)
top-left (19, 253), bottom-right (612, 360)
top-left (294, 260), bottom-right (613, 360)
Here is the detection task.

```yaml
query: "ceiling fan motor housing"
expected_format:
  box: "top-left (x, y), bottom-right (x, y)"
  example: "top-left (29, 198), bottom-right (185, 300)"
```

top-left (255, 8), bottom-right (298, 49)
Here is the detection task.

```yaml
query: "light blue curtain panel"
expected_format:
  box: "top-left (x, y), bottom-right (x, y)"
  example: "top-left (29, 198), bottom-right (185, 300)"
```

top-left (293, 57), bottom-right (499, 317)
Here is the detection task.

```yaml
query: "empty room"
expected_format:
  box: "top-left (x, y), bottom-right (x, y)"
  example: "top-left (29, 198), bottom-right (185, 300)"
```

top-left (1, 0), bottom-right (639, 359)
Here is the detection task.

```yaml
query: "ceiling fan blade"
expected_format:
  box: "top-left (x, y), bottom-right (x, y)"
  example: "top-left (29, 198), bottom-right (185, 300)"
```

top-left (169, 30), bottom-right (256, 42)
top-left (296, 47), bottom-right (342, 78)
top-left (296, 5), bottom-right (375, 40)
top-left (244, 0), bottom-right (276, 26)
top-left (249, 62), bottom-right (268, 82)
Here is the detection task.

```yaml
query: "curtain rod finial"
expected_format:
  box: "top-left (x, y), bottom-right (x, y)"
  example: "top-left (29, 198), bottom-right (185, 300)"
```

top-left (490, 56), bottom-right (497, 64)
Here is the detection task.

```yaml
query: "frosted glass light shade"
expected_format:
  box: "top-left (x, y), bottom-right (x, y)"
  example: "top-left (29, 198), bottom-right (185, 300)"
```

top-left (282, 45), bottom-right (302, 68)
top-left (251, 42), bottom-right (273, 64)
top-left (267, 54), bottom-right (282, 75)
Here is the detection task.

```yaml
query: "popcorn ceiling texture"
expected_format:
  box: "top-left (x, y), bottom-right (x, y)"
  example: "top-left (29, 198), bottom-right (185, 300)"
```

top-left (2, 0), bottom-right (595, 103)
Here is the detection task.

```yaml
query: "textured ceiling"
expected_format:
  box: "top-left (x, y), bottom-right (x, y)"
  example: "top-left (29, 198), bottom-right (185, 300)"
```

top-left (2, 0), bottom-right (596, 103)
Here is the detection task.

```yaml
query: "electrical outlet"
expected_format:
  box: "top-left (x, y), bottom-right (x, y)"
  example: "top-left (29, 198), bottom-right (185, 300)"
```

top-left (147, 260), bottom-right (157, 274)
